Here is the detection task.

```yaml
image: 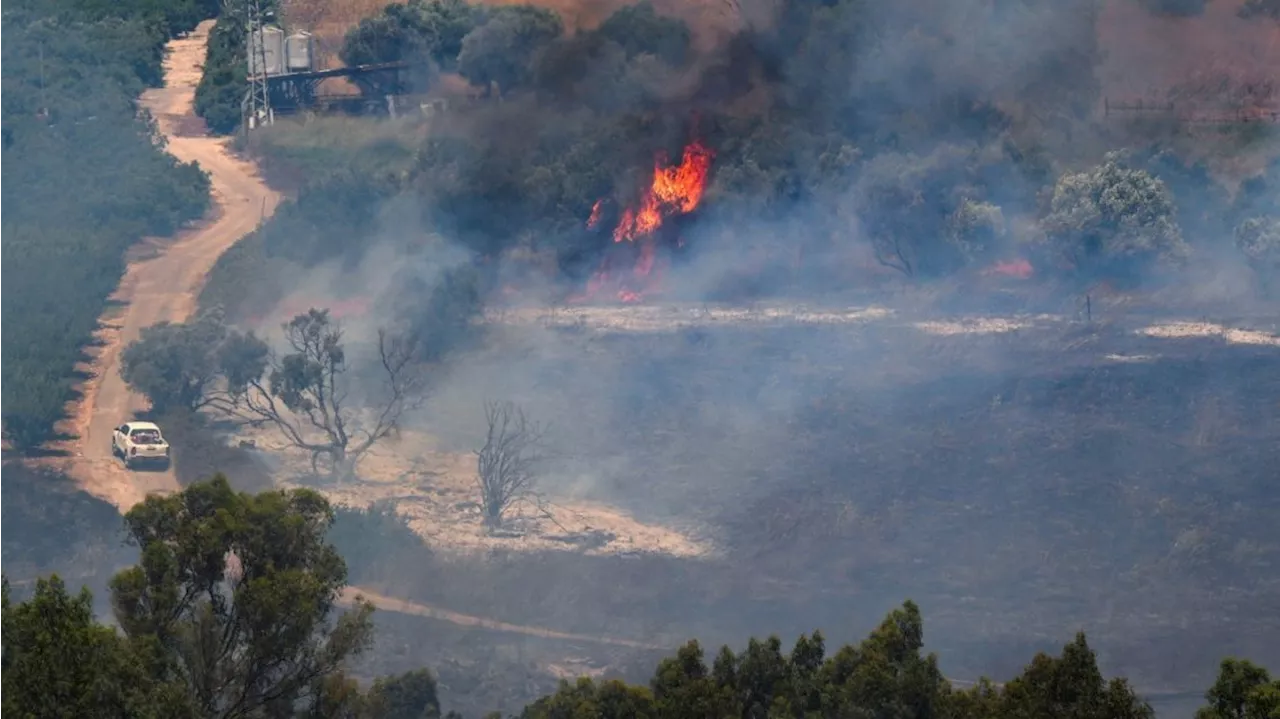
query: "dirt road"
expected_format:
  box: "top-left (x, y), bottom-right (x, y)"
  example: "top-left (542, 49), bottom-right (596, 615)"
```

top-left (339, 588), bottom-right (667, 649)
top-left (66, 21), bottom-right (280, 510)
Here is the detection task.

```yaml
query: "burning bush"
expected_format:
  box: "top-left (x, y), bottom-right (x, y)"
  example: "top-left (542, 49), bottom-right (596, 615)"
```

top-left (572, 137), bottom-right (715, 303)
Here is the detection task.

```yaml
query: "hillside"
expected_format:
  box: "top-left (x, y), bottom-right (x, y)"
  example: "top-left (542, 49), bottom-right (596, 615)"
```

top-left (1098, 0), bottom-right (1279, 103)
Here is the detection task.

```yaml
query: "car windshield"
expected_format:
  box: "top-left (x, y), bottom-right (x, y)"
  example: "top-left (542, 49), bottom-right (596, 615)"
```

top-left (130, 430), bottom-right (162, 444)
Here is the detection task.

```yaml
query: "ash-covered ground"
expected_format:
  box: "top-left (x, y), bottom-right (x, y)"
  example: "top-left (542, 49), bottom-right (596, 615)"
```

top-left (301, 297), bottom-right (1280, 715)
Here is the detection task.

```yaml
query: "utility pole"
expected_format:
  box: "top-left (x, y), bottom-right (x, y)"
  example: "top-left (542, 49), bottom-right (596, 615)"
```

top-left (245, 0), bottom-right (274, 131)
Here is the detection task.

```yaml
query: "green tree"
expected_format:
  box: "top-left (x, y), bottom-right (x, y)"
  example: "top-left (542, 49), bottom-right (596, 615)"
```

top-left (340, 0), bottom-right (486, 69)
top-left (1196, 659), bottom-right (1280, 719)
top-left (2, 576), bottom-right (190, 718)
top-left (364, 669), bottom-right (444, 719)
top-left (193, 13), bottom-right (249, 135)
top-left (109, 475), bottom-right (377, 717)
top-left (120, 310), bottom-right (230, 414)
top-left (993, 634), bottom-right (1154, 719)
top-left (849, 145), bottom-right (999, 278)
top-left (948, 198), bottom-right (1007, 264)
top-left (518, 600), bottom-right (1172, 719)
top-left (1041, 153), bottom-right (1188, 279)
top-left (595, 1), bottom-right (691, 66)
top-left (192, 0), bottom-right (281, 133)
top-left (456, 6), bottom-right (563, 95)
top-left (521, 677), bottom-right (656, 718)
top-left (1234, 216), bottom-right (1280, 295)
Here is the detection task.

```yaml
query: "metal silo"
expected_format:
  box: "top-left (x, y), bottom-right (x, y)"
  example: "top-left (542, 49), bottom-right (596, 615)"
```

top-left (249, 25), bottom-right (285, 77)
top-left (285, 31), bottom-right (314, 73)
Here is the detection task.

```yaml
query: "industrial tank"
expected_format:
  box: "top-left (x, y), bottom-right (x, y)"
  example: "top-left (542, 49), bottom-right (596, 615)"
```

top-left (249, 25), bottom-right (285, 76)
top-left (285, 31), bottom-right (314, 73)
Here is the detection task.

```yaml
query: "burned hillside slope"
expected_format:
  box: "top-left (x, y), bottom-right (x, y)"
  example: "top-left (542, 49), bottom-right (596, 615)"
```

top-left (383, 314), bottom-right (1280, 699)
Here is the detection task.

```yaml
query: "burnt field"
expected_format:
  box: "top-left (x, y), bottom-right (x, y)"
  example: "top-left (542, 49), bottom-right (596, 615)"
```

top-left (348, 306), bottom-right (1280, 711)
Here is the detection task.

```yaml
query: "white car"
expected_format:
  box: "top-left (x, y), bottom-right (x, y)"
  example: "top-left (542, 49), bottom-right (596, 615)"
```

top-left (111, 421), bottom-right (171, 469)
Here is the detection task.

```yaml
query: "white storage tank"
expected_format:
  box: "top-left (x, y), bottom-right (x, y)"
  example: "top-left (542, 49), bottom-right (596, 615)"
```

top-left (249, 25), bottom-right (285, 76)
top-left (285, 31), bottom-right (314, 73)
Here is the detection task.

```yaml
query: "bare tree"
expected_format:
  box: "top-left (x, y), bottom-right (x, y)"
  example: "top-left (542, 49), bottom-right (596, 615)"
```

top-left (213, 309), bottom-right (424, 479)
top-left (475, 401), bottom-right (546, 529)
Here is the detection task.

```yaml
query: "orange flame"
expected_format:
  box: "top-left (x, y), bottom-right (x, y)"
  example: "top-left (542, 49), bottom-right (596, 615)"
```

top-left (572, 139), bottom-right (715, 304)
top-left (613, 140), bottom-right (715, 243)
top-left (587, 199), bottom-right (604, 229)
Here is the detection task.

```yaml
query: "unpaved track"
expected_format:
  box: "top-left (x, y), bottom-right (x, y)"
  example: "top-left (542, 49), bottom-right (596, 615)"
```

top-left (339, 588), bottom-right (667, 649)
top-left (65, 20), bottom-right (280, 510)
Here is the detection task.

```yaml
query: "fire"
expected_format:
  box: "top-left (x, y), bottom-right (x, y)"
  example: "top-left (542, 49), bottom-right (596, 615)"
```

top-left (586, 199), bottom-right (604, 229)
top-left (573, 139), bottom-right (715, 304)
top-left (613, 141), bottom-right (714, 244)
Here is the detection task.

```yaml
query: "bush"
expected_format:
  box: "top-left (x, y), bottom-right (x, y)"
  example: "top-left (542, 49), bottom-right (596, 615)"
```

top-left (1040, 153), bottom-right (1188, 280)
top-left (1234, 216), bottom-right (1280, 294)
top-left (329, 502), bottom-right (434, 584)
top-left (340, 0), bottom-right (487, 69)
top-left (595, 0), bottom-right (691, 66)
top-left (193, 12), bottom-right (248, 134)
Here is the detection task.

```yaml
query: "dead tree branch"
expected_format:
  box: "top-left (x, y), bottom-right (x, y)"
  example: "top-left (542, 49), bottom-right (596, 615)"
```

top-left (475, 401), bottom-right (546, 529)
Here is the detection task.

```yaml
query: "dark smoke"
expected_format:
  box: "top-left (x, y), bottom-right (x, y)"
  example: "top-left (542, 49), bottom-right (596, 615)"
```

top-left (215, 0), bottom-right (1280, 712)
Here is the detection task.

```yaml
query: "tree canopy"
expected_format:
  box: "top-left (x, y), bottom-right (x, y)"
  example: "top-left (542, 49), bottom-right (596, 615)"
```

top-left (341, 0), bottom-right (487, 69)
top-left (1040, 153), bottom-right (1189, 280)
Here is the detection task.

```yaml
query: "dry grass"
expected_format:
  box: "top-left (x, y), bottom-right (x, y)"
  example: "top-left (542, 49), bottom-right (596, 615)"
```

top-left (235, 424), bottom-right (717, 559)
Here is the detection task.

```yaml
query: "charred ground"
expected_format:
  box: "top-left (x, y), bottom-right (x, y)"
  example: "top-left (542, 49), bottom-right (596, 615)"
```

top-left (304, 305), bottom-right (1280, 714)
